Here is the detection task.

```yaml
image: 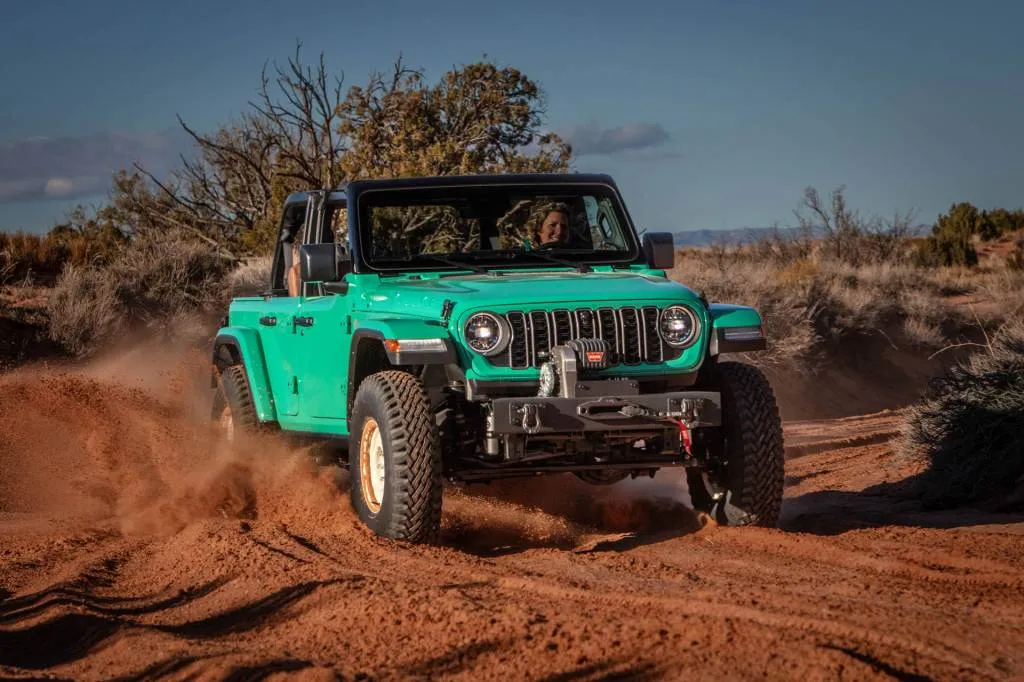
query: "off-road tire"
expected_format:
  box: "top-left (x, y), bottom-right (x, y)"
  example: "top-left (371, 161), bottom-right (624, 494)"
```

top-left (349, 370), bottom-right (443, 544)
top-left (212, 364), bottom-right (261, 440)
top-left (687, 361), bottom-right (785, 527)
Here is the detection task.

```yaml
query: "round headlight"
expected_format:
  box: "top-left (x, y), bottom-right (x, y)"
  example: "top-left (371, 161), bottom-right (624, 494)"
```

top-left (659, 305), bottom-right (700, 348)
top-left (464, 312), bottom-right (509, 356)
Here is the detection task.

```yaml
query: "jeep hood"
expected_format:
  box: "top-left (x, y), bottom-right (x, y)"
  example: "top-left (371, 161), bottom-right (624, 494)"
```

top-left (354, 271), bottom-right (702, 318)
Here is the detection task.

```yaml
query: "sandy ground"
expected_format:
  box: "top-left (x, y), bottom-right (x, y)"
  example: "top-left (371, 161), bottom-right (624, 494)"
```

top-left (1, 346), bottom-right (1023, 681)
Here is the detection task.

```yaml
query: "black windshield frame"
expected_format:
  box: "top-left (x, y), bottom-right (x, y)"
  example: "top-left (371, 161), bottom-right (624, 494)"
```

top-left (353, 180), bottom-right (642, 274)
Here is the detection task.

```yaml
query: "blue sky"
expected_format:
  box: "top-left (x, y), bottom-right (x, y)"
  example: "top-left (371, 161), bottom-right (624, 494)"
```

top-left (2, 0), bottom-right (1023, 234)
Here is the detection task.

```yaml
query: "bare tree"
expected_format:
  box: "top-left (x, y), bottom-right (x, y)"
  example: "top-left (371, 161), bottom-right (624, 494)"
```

top-left (247, 44), bottom-right (348, 188)
top-left (113, 46), bottom-right (570, 257)
top-left (117, 42), bottom-right (349, 256)
top-left (794, 185), bottom-right (916, 266)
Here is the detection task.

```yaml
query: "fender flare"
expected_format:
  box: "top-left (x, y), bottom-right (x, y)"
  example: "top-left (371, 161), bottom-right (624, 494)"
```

top-left (211, 328), bottom-right (277, 422)
top-left (707, 304), bottom-right (768, 356)
top-left (349, 318), bottom-right (457, 365)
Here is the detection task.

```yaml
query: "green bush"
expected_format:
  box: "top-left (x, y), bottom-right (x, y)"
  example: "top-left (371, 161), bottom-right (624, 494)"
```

top-left (897, 320), bottom-right (1024, 509)
top-left (915, 202), bottom-right (1024, 267)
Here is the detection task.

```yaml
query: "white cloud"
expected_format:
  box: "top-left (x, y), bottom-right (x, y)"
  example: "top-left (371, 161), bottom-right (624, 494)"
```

top-left (563, 122), bottom-right (673, 156)
top-left (44, 177), bottom-right (78, 197)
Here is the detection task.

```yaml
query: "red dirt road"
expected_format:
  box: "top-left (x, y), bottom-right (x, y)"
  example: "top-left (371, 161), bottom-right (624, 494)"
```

top-left (1, 352), bottom-right (1022, 681)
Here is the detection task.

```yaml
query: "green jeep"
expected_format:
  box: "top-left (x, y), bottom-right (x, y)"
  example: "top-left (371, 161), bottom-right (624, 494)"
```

top-left (210, 173), bottom-right (784, 543)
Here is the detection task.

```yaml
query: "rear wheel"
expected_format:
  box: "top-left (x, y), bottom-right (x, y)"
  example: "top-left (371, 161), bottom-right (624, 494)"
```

top-left (349, 370), bottom-right (443, 544)
top-left (212, 364), bottom-right (260, 441)
top-left (687, 361), bottom-right (785, 526)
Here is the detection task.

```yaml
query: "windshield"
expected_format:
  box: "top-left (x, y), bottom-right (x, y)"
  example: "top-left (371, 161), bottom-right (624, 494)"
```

top-left (356, 183), bottom-right (639, 272)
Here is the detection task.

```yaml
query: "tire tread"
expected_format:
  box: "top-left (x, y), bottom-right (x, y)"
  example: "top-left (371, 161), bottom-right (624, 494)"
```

top-left (213, 364), bottom-right (262, 431)
top-left (719, 361), bottom-right (785, 527)
top-left (352, 370), bottom-right (442, 543)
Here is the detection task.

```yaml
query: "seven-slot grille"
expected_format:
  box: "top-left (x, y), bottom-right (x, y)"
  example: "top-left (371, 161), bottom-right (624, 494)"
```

top-left (497, 306), bottom-right (679, 369)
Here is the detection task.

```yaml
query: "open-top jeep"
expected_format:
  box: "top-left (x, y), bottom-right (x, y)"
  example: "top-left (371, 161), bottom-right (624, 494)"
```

top-left (211, 173), bottom-right (785, 543)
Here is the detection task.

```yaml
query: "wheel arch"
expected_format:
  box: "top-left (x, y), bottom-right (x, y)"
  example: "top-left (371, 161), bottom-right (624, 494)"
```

top-left (346, 322), bottom-right (459, 427)
top-left (347, 330), bottom-right (393, 423)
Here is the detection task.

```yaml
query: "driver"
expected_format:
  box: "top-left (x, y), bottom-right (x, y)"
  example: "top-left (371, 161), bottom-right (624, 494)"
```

top-left (534, 204), bottom-right (571, 246)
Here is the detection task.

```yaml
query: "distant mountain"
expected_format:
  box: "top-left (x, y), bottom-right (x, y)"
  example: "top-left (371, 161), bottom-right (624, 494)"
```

top-left (671, 226), bottom-right (814, 247)
top-left (671, 224), bottom-right (930, 247)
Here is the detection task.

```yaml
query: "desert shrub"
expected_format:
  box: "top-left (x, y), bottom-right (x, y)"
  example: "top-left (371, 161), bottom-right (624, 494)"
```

top-left (899, 290), bottom-right (947, 347)
top-left (1009, 240), bottom-right (1024, 271)
top-left (0, 222), bottom-right (126, 285)
top-left (48, 231), bottom-right (233, 356)
top-left (918, 202), bottom-right (981, 267)
top-left (792, 186), bottom-right (916, 267)
top-left (45, 266), bottom-right (122, 356)
top-left (913, 202), bottom-right (1024, 267)
top-left (916, 230), bottom-right (978, 267)
top-left (978, 207), bottom-right (1024, 242)
top-left (1, 232), bottom-right (70, 284)
top-left (226, 255), bottom-right (273, 298)
top-left (896, 319), bottom-right (1024, 509)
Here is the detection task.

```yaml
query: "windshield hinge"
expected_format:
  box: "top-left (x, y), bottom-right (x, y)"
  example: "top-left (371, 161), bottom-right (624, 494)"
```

top-left (441, 299), bottom-right (454, 327)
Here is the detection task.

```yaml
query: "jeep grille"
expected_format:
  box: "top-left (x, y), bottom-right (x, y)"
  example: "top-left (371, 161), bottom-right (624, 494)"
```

top-left (492, 306), bottom-right (682, 369)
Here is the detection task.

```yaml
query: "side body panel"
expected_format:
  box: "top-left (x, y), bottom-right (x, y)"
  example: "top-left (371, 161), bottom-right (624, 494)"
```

top-left (257, 298), bottom-right (304, 417)
top-left (294, 294), bottom-right (353, 423)
top-left (225, 296), bottom-right (303, 418)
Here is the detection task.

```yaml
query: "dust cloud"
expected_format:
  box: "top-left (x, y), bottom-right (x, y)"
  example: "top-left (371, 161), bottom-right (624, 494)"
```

top-left (0, 337), bottom-right (697, 550)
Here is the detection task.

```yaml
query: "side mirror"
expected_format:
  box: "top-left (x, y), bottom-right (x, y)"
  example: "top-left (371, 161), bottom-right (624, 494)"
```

top-left (642, 232), bottom-right (675, 271)
top-left (300, 243), bottom-right (348, 283)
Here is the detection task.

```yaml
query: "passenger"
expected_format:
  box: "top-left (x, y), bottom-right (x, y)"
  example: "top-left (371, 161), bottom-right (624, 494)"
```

top-left (286, 238), bottom-right (301, 297)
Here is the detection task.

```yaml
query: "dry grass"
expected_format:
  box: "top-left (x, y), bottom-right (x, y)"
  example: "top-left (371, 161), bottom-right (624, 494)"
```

top-left (670, 242), bottom-right (1022, 369)
top-left (0, 229), bottom-right (124, 286)
top-left (47, 231), bottom-right (234, 357)
top-left (227, 255), bottom-right (273, 298)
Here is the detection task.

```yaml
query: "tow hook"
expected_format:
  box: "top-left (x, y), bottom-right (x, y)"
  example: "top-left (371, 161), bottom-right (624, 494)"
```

top-left (677, 419), bottom-right (693, 457)
top-left (519, 403), bottom-right (542, 435)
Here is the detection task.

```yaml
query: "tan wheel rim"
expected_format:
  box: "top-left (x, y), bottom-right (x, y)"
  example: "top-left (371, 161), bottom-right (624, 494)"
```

top-left (219, 404), bottom-right (235, 442)
top-left (359, 417), bottom-right (385, 514)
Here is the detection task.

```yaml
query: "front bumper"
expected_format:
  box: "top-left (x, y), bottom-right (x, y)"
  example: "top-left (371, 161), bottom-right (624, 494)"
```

top-left (489, 390), bottom-right (721, 435)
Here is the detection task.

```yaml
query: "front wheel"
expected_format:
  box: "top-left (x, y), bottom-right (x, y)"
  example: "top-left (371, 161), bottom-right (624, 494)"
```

top-left (687, 361), bottom-right (785, 527)
top-left (349, 370), bottom-right (443, 544)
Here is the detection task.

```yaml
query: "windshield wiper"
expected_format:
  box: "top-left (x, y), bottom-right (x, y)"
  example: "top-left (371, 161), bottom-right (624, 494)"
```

top-left (416, 253), bottom-right (494, 275)
top-left (515, 248), bottom-right (592, 273)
